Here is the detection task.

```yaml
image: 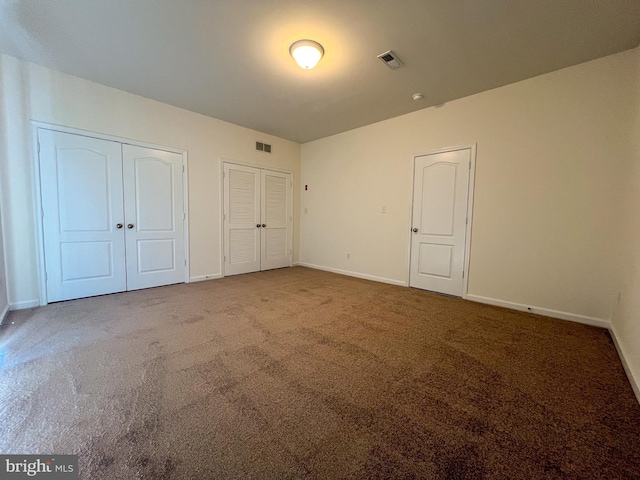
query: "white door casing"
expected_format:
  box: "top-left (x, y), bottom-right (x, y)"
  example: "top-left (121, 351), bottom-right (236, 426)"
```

top-left (39, 128), bottom-right (187, 302)
top-left (123, 145), bottom-right (186, 290)
top-left (39, 130), bottom-right (127, 302)
top-left (223, 162), bottom-right (292, 276)
top-left (410, 147), bottom-right (472, 296)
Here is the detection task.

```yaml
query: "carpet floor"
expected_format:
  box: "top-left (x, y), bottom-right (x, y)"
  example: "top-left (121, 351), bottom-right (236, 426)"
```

top-left (0, 266), bottom-right (639, 479)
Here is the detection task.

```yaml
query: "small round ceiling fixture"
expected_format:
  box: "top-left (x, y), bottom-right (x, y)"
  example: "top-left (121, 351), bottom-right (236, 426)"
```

top-left (289, 40), bottom-right (324, 70)
top-left (412, 93), bottom-right (424, 101)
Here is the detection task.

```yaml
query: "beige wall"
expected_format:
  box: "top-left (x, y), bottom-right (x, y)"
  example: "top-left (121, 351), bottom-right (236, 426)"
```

top-left (301, 48), bottom-right (637, 325)
top-left (612, 46), bottom-right (640, 398)
top-left (0, 53), bottom-right (301, 307)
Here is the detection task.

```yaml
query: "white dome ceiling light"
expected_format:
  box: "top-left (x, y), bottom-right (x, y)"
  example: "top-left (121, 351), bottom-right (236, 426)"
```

top-left (289, 40), bottom-right (324, 70)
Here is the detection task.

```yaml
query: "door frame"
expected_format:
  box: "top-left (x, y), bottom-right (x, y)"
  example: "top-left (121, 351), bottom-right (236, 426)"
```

top-left (220, 159), bottom-right (294, 277)
top-left (406, 144), bottom-right (477, 298)
top-left (31, 121), bottom-right (190, 306)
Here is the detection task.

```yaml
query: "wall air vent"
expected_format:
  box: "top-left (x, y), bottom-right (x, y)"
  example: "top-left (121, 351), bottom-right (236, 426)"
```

top-left (377, 50), bottom-right (403, 70)
top-left (256, 141), bottom-right (272, 153)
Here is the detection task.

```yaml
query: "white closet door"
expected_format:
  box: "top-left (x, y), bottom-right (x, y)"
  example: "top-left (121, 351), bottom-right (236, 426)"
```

top-left (224, 163), bottom-right (261, 275)
top-left (39, 130), bottom-right (126, 302)
top-left (410, 148), bottom-right (471, 296)
top-left (261, 170), bottom-right (292, 270)
top-left (122, 145), bottom-right (186, 290)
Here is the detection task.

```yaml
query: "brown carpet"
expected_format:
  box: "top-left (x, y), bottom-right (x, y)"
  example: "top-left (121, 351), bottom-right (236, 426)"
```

top-left (0, 266), bottom-right (639, 479)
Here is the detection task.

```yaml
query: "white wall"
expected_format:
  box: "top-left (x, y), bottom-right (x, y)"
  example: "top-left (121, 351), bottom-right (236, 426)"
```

top-left (612, 46), bottom-right (640, 398)
top-left (301, 48), bottom-right (638, 325)
top-left (0, 53), bottom-right (301, 308)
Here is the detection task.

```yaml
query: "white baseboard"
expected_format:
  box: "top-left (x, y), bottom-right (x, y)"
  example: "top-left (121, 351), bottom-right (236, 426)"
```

top-left (0, 303), bottom-right (9, 325)
top-left (9, 299), bottom-right (40, 310)
top-left (465, 294), bottom-right (610, 329)
top-left (298, 262), bottom-right (407, 287)
top-left (609, 324), bottom-right (640, 405)
top-left (189, 274), bottom-right (223, 283)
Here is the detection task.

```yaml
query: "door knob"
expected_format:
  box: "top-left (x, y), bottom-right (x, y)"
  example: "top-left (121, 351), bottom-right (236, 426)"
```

top-left (116, 223), bottom-right (123, 229)
top-left (256, 224), bottom-right (261, 228)
top-left (127, 223), bottom-right (134, 229)
top-left (412, 228), bottom-right (418, 233)
top-left (262, 224), bottom-right (266, 228)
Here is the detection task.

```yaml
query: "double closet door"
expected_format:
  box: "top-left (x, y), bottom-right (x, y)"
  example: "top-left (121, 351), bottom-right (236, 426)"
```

top-left (223, 163), bottom-right (292, 276)
top-left (39, 129), bottom-right (186, 302)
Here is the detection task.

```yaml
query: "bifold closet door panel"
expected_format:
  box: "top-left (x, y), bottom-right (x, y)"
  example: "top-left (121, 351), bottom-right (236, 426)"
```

top-left (260, 170), bottom-right (292, 271)
top-left (223, 163), bottom-right (261, 275)
top-left (39, 129), bottom-right (127, 302)
top-left (122, 144), bottom-right (186, 290)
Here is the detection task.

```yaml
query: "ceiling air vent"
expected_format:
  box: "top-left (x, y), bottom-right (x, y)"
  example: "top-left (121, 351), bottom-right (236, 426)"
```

top-left (377, 50), bottom-right (403, 70)
top-left (256, 141), bottom-right (272, 153)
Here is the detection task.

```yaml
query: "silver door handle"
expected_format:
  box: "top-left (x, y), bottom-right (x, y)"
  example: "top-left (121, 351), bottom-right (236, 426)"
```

top-left (116, 223), bottom-right (123, 229)
top-left (262, 224), bottom-right (266, 228)
top-left (412, 228), bottom-right (418, 233)
top-left (127, 224), bottom-right (134, 229)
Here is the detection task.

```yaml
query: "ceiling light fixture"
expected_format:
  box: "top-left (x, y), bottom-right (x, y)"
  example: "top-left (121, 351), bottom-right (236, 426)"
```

top-left (289, 39), bottom-right (324, 70)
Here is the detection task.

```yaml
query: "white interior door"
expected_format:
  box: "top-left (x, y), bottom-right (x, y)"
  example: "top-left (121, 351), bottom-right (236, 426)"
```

top-left (261, 170), bottom-right (292, 270)
top-left (123, 145), bottom-right (186, 290)
top-left (410, 148), bottom-right (471, 296)
top-left (224, 163), bottom-right (261, 275)
top-left (39, 130), bottom-right (126, 302)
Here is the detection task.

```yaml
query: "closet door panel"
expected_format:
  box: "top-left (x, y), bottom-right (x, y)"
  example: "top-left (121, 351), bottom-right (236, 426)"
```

top-left (261, 170), bottom-right (292, 270)
top-left (224, 163), bottom-right (261, 275)
top-left (123, 145), bottom-right (186, 290)
top-left (39, 129), bottom-right (126, 302)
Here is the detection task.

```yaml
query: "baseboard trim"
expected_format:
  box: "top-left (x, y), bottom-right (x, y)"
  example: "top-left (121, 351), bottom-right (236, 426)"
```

top-left (465, 294), bottom-right (610, 329)
top-left (609, 324), bottom-right (640, 405)
top-left (9, 299), bottom-right (40, 310)
top-left (0, 303), bottom-right (9, 325)
top-left (189, 274), bottom-right (223, 283)
top-left (298, 263), bottom-right (406, 287)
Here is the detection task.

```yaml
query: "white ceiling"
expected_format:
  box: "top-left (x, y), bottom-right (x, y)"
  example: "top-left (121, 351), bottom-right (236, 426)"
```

top-left (0, 0), bottom-right (639, 143)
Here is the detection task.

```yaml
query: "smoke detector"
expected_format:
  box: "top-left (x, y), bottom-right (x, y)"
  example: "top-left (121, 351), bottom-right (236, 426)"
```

top-left (377, 50), bottom-right (403, 70)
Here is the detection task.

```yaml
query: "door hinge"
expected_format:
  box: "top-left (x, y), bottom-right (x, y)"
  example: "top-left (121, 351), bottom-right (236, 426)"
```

top-left (41, 207), bottom-right (44, 218)
top-left (37, 142), bottom-right (40, 154)
top-left (183, 212), bottom-right (186, 220)
top-left (466, 217), bottom-right (468, 225)
top-left (184, 259), bottom-right (187, 266)
top-left (469, 161), bottom-right (471, 170)
top-left (44, 271), bottom-right (48, 281)
top-left (462, 270), bottom-right (465, 279)
top-left (182, 165), bottom-right (185, 173)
